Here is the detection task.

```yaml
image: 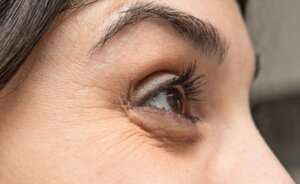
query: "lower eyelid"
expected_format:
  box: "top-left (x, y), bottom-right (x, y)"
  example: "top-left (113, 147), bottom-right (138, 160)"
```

top-left (124, 106), bottom-right (201, 149)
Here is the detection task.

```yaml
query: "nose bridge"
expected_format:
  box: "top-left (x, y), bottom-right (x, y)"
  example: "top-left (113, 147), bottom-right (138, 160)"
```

top-left (243, 128), bottom-right (295, 183)
top-left (211, 120), bottom-right (295, 184)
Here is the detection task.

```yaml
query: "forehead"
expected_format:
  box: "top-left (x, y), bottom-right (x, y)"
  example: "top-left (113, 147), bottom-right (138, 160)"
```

top-left (56, 0), bottom-right (251, 67)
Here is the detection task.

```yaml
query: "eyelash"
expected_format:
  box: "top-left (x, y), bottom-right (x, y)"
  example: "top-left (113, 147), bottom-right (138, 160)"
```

top-left (139, 61), bottom-right (207, 122)
top-left (170, 61), bottom-right (206, 101)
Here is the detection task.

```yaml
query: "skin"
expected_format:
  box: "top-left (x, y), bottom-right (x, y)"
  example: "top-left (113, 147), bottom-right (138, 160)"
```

top-left (0, 0), bottom-right (295, 183)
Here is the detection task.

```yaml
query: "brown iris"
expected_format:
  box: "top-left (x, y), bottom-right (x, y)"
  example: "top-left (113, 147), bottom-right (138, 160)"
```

top-left (166, 88), bottom-right (184, 114)
top-left (144, 86), bottom-right (186, 115)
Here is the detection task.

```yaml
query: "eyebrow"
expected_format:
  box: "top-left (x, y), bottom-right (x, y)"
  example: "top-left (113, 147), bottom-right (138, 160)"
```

top-left (91, 2), bottom-right (228, 62)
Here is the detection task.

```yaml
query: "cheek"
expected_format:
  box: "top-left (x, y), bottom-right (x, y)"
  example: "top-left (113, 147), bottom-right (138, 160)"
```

top-left (0, 106), bottom-right (149, 181)
top-left (1, 96), bottom-right (213, 183)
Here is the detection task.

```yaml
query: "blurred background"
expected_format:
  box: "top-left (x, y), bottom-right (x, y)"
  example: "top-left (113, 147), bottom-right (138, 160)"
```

top-left (247, 0), bottom-right (300, 182)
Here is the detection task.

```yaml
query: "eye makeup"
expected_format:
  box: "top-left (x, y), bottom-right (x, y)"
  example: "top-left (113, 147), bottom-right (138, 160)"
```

top-left (124, 61), bottom-right (207, 148)
top-left (131, 61), bottom-right (206, 122)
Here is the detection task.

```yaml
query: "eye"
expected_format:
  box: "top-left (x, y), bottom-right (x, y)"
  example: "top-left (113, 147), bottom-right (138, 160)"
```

top-left (126, 62), bottom-right (206, 148)
top-left (129, 62), bottom-right (206, 123)
top-left (144, 87), bottom-right (185, 115)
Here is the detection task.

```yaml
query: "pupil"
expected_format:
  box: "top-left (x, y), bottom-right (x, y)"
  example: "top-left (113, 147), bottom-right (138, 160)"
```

top-left (167, 88), bottom-right (184, 114)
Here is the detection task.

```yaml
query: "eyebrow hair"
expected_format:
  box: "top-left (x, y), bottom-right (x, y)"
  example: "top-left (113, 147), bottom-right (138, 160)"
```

top-left (91, 2), bottom-right (228, 62)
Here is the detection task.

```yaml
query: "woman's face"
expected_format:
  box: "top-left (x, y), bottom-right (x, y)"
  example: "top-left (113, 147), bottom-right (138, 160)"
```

top-left (0, 0), bottom-right (295, 183)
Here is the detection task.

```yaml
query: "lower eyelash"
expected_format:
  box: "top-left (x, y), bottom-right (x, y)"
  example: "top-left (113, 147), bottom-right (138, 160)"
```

top-left (137, 106), bottom-right (201, 123)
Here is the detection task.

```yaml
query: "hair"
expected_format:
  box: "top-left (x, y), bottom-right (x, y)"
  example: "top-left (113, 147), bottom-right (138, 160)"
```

top-left (0, 0), bottom-right (247, 90)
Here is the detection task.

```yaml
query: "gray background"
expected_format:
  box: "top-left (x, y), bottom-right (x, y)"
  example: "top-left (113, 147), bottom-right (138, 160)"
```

top-left (247, 0), bottom-right (300, 182)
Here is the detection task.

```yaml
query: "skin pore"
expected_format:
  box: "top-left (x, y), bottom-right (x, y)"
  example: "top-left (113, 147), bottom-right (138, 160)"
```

top-left (0, 0), bottom-right (295, 183)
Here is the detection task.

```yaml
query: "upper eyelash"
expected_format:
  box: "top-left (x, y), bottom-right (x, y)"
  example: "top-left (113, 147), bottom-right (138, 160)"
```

top-left (133, 60), bottom-right (207, 107)
top-left (138, 61), bottom-right (206, 121)
top-left (169, 60), bottom-right (207, 101)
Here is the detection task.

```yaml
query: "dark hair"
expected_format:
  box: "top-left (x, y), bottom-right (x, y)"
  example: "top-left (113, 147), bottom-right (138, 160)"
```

top-left (0, 0), bottom-right (69, 89)
top-left (0, 0), bottom-right (247, 90)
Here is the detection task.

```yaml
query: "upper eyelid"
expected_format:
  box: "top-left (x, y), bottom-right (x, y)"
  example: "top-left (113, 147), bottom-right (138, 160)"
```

top-left (137, 78), bottom-right (178, 106)
top-left (89, 1), bottom-right (228, 63)
top-left (131, 61), bottom-right (203, 105)
top-left (130, 73), bottom-right (178, 106)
